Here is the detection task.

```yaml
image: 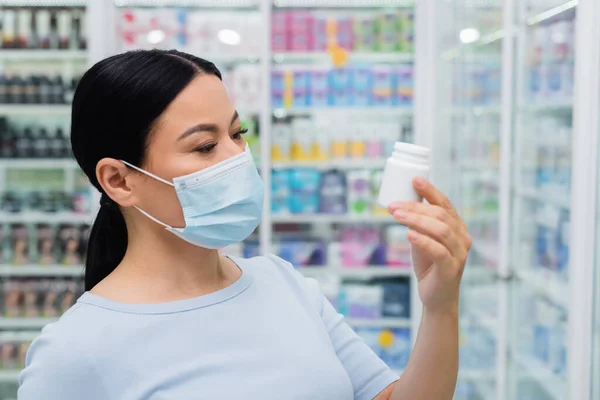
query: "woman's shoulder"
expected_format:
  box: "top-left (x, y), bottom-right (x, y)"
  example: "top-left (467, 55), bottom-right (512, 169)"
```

top-left (18, 302), bottom-right (112, 399)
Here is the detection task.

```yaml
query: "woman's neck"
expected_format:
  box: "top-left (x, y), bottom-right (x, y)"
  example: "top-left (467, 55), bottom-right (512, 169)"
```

top-left (90, 219), bottom-right (241, 304)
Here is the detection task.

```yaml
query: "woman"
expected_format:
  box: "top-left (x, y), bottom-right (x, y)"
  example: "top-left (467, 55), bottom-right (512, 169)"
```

top-left (18, 50), bottom-right (471, 400)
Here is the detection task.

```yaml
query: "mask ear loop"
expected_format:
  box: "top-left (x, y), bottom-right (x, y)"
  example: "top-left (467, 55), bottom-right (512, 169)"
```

top-left (120, 160), bottom-right (175, 187)
top-left (119, 160), bottom-right (176, 229)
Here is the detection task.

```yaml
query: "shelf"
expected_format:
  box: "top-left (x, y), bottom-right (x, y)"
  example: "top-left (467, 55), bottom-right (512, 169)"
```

top-left (0, 105), bottom-right (71, 116)
top-left (0, 0), bottom-right (85, 5)
top-left (273, 52), bottom-right (413, 65)
top-left (207, 54), bottom-right (260, 65)
top-left (0, 211), bottom-right (93, 224)
top-left (516, 268), bottom-right (568, 309)
top-left (521, 102), bottom-right (573, 113)
top-left (445, 106), bottom-right (502, 115)
top-left (0, 159), bottom-right (78, 169)
top-left (515, 187), bottom-right (570, 209)
top-left (274, 0), bottom-right (414, 7)
top-left (274, 107), bottom-right (413, 118)
top-left (272, 158), bottom-right (387, 170)
top-left (299, 266), bottom-right (412, 278)
top-left (0, 265), bottom-right (84, 277)
top-left (0, 331), bottom-right (40, 342)
top-left (272, 213), bottom-right (394, 224)
top-left (114, 0), bottom-right (259, 7)
top-left (0, 371), bottom-right (20, 383)
top-left (458, 369), bottom-right (496, 381)
top-left (0, 50), bottom-right (87, 62)
top-left (517, 355), bottom-right (566, 399)
top-left (0, 318), bottom-right (58, 330)
top-left (345, 317), bottom-right (411, 329)
top-left (458, 160), bottom-right (500, 170)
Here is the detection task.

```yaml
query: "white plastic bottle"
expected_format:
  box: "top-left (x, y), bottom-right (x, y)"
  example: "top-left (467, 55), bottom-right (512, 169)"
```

top-left (377, 142), bottom-right (431, 207)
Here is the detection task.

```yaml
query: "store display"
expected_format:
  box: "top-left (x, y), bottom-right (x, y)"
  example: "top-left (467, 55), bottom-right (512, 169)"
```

top-left (0, 73), bottom-right (79, 105)
top-left (0, 224), bottom-right (89, 266)
top-left (271, 117), bottom-right (412, 162)
top-left (0, 336), bottom-right (32, 370)
top-left (118, 8), bottom-right (260, 57)
top-left (0, 7), bottom-right (87, 50)
top-left (263, 225), bottom-right (411, 268)
top-left (272, 10), bottom-right (413, 53)
top-left (452, 62), bottom-right (502, 107)
top-left (527, 10), bottom-right (575, 106)
top-left (0, 119), bottom-right (71, 159)
top-left (354, 327), bottom-right (411, 371)
top-left (0, 278), bottom-right (81, 318)
top-left (378, 142), bottom-right (430, 207)
top-left (272, 65), bottom-right (413, 109)
top-left (1, 190), bottom-right (89, 214)
top-left (272, 168), bottom-right (392, 217)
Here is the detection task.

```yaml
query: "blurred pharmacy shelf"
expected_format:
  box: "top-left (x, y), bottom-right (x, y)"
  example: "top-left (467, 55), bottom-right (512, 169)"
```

top-left (0, 105), bottom-right (71, 116)
top-left (0, 371), bottom-right (20, 383)
top-left (299, 266), bottom-right (412, 279)
top-left (517, 355), bottom-right (566, 399)
top-left (273, 0), bottom-right (414, 7)
top-left (0, 265), bottom-right (84, 278)
top-left (271, 214), bottom-right (394, 224)
top-left (445, 106), bottom-right (502, 116)
top-left (113, 0), bottom-right (259, 7)
top-left (0, 50), bottom-right (87, 62)
top-left (463, 310), bottom-right (497, 335)
top-left (515, 268), bottom-right (568, 310)
top-left (521, 102), bottom-right (573, 113)
top-left (515, 187), bottom-right (571, 209)
top-left (459, 370), bottom-right (496, 381)
top-left (0, 212), bottom-right (93, 224)
top-left (0, 318), bottom-right (58, 330)
top-left (274, 107), bottom-right (413, 118)
top-left (272, 52), bottom-right (413, 65)
top-left (0, 0), bottom-right (85, 5)
top-left (0, 159), bottom-right (78, 169)
top-left (272, 158), bottom-right (387, 171)
top-left (345, 317), bottom-right (411, 329)
top-left (458, 160), bottom-right (500, 170)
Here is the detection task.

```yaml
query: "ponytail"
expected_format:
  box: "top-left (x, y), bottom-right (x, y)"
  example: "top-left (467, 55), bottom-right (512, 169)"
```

top-left (85, 202), bottom-right (128, 291)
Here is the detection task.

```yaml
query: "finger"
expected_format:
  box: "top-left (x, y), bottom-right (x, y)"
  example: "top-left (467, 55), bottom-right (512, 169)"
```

top-left (393, 210), bottom-right (464, 257)
top-left (407, 230), bottom-right (453, 267)
top-left (389, 202), bottom-right (455, 228)
top-left (412, 177), bottom-right (460, 219)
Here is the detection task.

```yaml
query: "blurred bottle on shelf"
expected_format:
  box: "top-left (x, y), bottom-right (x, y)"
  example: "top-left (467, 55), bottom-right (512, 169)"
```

top-left (0, 73), bottom-right (79, 105)
top-left (0, 7), bottom-right (87, 50)
top-left (0, 118), bottom-right (71, 159)
top-left (272, 9), bottom-right (414, 53)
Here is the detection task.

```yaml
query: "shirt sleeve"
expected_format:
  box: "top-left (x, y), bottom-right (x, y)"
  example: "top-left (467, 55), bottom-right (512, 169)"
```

top-left (18, 324), bottom-right (110, 400)
top-left (303, 277), bottom-right (399, 400)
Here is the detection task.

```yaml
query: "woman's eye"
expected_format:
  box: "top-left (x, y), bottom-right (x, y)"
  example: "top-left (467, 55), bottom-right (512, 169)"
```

top-left (232, 128), bottom-right (248, 141)
top-left (195, 144), bottom-right (217, 154)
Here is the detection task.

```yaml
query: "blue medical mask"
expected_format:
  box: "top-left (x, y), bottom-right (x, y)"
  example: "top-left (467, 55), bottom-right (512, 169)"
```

top-left (121, 147), bottom-right (264, 249)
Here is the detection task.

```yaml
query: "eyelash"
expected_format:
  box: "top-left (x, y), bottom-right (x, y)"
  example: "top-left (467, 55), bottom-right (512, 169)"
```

top-left (194, 128), bottom-right (249, 154)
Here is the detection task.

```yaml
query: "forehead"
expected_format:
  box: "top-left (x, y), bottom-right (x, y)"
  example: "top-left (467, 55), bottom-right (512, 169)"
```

top-left (158, 74), bottom-right (233, 132)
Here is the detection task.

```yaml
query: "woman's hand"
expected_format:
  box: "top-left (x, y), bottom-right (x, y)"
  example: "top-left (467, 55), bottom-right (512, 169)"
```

top-left (388, 177), bottom-right (471, 315)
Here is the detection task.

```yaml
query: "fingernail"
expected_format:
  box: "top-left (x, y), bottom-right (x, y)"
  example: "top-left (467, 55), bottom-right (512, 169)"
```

top-left (388, 202), bottom-right (402, 211)
top-left (414, 177), bottom-right (427, 189)
top-left (394, 210), bottom-right (407, 220)
top-left (407, 231), bottom-right (419, 242)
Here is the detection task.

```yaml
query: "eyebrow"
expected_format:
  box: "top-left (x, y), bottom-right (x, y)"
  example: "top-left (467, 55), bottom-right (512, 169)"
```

top-left (177, 110), bottom-right (240, 141)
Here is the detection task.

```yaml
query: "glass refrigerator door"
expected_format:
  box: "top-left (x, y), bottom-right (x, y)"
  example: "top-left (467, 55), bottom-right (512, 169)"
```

top-left (436, 1), bottom-right (503, 399)
top-left (508, 1), bottom-right (575, 399)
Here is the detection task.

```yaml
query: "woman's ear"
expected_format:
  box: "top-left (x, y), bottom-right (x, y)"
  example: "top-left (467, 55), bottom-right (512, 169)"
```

top-left (96, 158), bottom-right (138, 207)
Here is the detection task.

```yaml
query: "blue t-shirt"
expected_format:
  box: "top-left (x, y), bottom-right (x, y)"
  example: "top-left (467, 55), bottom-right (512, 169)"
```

top-left (18, 255), bottom-right (398, 400)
